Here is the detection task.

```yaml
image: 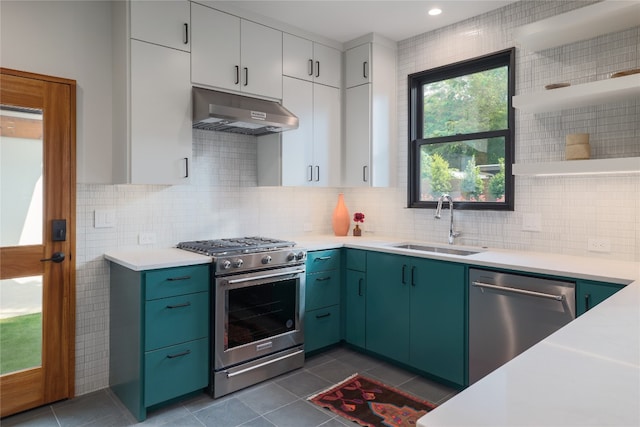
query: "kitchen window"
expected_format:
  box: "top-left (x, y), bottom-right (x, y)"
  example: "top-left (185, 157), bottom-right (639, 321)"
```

top-left (408, 48), bottom-right (515, 210)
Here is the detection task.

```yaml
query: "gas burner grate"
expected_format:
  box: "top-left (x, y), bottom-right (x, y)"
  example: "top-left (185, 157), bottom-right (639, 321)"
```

top-left (177, 236), bottom-right (296, 257)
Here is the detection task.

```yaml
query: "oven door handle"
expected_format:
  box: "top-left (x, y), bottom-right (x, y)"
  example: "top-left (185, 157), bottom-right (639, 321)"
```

top-left (226, 269), bottom-right (306, 284)
top-left (226, 349), bottom-right (305, 378)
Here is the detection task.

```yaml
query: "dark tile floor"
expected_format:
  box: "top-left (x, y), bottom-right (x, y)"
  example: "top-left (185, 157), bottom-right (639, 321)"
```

top-left (2, 346), bottom-right (459, 427)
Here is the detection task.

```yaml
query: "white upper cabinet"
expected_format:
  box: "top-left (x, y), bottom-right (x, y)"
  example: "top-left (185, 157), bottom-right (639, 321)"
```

top-left (130, 41), bottom-right (192, 185)
top-left (259, 76), bottom-right (341, 187)
top-left (345, 43), bottom-right (371, 88)
top-left (130, 0), bottom-right (190, 52)
top-left (343, 38), bottom-right (397, 187)
top-left (191, 3), bottom-right (282, 99)
top-left (283, 33), bottom-right (341, 88)
top-left (111, 0), bottom-right (191, 185)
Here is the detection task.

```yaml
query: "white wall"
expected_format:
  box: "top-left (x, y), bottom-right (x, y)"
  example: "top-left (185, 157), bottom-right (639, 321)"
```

top-left (2, 0), bottom-right (638, 395)
top-left (0, 0), bottom-right (114, 183)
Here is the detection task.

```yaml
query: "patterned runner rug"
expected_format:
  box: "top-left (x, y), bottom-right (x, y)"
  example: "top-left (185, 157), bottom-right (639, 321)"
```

top-left (308, 374), bottom-right (437, 427)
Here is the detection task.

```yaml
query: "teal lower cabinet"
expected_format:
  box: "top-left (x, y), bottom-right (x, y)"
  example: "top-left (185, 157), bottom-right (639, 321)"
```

top-left (576, 280), bottom-right (625, 316)
top-left (365, 251), bottom-right (466, 386)
top-left (305, 249), bottom-right (341, 353)
top-left (365, 252), bottom-right (411, 363)
top-left (305, 305), bottom-right (341, 352)
top-left (409, 258), bottom-right (465, 386)
top-left (345, 269), bottom-right (366, 348)
top-left (109, 263), bottom-right (210, 421)
top-left (344, 249), bottom-right (367, 348)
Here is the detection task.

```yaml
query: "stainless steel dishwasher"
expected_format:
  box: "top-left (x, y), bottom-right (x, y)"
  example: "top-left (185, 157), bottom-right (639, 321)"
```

top-left (469, 268), bottom-right (576, 384)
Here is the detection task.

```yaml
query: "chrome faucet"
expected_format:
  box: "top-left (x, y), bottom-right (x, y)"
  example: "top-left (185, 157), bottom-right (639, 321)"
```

top-left (435, 194), bottom-right (461, 245)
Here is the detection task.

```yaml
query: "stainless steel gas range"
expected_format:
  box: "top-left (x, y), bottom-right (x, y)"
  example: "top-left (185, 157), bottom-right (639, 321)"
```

top-left (177, 237), bottom-right (306, 398)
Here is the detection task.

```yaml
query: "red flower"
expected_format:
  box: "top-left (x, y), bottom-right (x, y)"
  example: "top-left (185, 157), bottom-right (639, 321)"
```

top-left (353, 212), bottom-right (365, 223)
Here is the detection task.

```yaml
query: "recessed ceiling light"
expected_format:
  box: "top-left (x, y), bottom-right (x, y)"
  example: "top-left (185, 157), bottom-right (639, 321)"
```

top-left (428, 8), bottom-right (442, 16)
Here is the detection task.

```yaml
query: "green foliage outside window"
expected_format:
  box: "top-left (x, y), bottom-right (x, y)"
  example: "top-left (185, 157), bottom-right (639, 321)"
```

top-left (461, 156), bottom-right (484, 200)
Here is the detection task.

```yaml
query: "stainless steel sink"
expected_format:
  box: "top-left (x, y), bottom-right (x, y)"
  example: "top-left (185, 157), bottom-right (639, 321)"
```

top-left (392, 243), bottom-right (481, 256)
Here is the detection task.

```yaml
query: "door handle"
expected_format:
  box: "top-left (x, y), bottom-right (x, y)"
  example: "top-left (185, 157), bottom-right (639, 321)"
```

top-left (41, 251), bottom-right (65, 263)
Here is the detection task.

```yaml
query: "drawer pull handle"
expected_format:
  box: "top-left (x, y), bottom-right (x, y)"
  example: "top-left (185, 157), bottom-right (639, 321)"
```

top-left (166, 349), bottom-right (191, 359)
top-left (314, 256), bottom-right (331, 261)
top-left (167, 275), bottom-right (191, 281)
top-left (316, 312), bottom-right (331, 319)
top-left (358, 278), bottom-right (363, 296)
top-left (315, 276), bottom-right (331, 282)
top-left (166, 302), bottom-right (191, 309)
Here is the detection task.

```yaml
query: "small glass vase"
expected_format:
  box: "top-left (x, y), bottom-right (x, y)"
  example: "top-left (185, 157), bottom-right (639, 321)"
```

top-left (353, 224), bottom-right (362, 236)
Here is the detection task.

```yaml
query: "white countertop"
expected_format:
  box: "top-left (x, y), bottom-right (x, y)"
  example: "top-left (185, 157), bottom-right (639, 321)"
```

top-left (104, 236), bottom-right (640, 426)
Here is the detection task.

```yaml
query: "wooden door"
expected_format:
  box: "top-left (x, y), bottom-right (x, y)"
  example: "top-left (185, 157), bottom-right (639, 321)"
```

top-left (0, 68), bottom-right (76, 417)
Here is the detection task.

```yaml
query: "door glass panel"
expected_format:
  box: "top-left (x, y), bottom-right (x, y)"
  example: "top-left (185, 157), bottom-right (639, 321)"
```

top-left (0, 106), bottom-right (43, 246)
top-left (0, 275), bottom-right (43, 374)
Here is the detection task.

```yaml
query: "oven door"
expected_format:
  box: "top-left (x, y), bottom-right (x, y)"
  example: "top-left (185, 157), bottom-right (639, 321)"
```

top-left (214, 264), bottom-right (305, 370)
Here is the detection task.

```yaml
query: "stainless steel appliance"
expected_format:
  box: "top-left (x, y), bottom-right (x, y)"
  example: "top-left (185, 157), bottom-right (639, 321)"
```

top-left (192, 87), bottom-right (299, 135)
top-left (469, 268), bottom-right (576, 384)
top-left (177, 237), bottom-right (306, 398)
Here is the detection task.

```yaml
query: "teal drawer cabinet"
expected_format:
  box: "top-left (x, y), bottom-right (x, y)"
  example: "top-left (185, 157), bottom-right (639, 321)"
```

top-left (365, 251), bottom-right (466, 385)
top-left (576, 280), bottom-right (625, 316)
top-left (344, 249), bottom-right (366, 348)
top-left (305, 249), bottom-right (341, 352)
top-left (109, 263), bottom-right (210, 421)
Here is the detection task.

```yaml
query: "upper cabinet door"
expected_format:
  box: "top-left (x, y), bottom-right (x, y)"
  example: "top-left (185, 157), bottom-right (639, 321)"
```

top-left (312, 84), bottom-right (341, 186)
top-left (281, 77), bottom-right (314, 186)
top-left (191, 3), bottom-right (241, 92)
top-left (345, 43), bottom-right (371, 88)
top-left (130, 40), bottom-right (192, 185)
top-left (240, 20), bottom-right (283, 99)
top-left (283, 33), bottom-right (314, 82)
top-left (313, 44), bottom-right (342, 88)
top-left (130, 0), bottom-right (190, 52)
top-left (283, 34), bottom-right (341, 88)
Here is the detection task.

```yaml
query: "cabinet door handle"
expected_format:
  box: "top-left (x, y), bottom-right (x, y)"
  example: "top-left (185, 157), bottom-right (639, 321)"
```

top-left (166, 349), bottom-right (191, 359)
top-left (585, 293), bottom-right (591, 311)
top-left (401, 264), bottom-right (407, 285)
top-left (244, 67), bottom-right (249, 86)
top-left (235, 65), bottom-right (240, 85)
top-left (358, 278), bottom-right (363, 296)
top-left (183, 23), bottom-right (189, 44)
top-left (315, 60), bottom-right (320, 78)
top-left (316, 312), bottom-right (331, 319)
top-left (167, 275), bottom-right (191, 281)
top-left (411, 266), bottom-right (416, 287)
top-left (314, 256), bottom-right (332, 261)
top-left (184, 157), bottom-right (189, 178)
top-left (315, 276), bottom-right (331, 282)
top-left (315, 165), bottom-right (320, 182)
top-left (363, 61), bottom-right (368, 79)
top-left (166, 301), bottom-right (191, 309)
top-left (308, 165), bottom-right (313, 181)
top-left (308, 59), bottom-right (314, 76)
top-left (363, 165), bottom-right (368, 182)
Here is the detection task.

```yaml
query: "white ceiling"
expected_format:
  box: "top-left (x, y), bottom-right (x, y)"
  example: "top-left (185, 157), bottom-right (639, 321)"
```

top-left (212, 1), bottom-right (517, 43)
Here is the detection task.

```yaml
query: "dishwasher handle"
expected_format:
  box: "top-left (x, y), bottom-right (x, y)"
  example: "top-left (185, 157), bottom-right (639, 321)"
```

top-left (472, 281), bottom-right (565, 301)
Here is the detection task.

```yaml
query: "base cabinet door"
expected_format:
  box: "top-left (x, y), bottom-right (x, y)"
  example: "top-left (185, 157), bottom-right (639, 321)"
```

top-left (305, 306), bottom-right (341, 353)
top-left (576, 280), bottom-right (625, 316)
top-left (345, 269), bottom-right (366, 348)
top-left (409, 259), bottom-right (466, 385)
top-left (365, 252), bottom-right (411, 364)
top-left (305, 250), bottom-right (341, 353)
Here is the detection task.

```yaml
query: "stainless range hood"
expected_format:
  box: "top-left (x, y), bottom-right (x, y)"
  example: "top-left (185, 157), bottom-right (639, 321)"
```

top-left (192, 87), bottom-right (298, 136)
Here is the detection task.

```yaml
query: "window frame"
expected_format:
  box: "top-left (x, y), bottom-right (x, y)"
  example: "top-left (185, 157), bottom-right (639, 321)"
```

top-left (407, 48), bottom-right (515, 211)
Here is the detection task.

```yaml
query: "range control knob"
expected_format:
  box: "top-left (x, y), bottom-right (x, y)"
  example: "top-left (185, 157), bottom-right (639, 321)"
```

top-left (286, 252), bottom-right (296, 261)
top-left (233, 259), bottom-right (244, 268)
top-left (262, 255), bottom-right (272, 265)
top-left (221, 260), bottom-right (232, 269)
top-left (295, 251), bottom-right (305, 261)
